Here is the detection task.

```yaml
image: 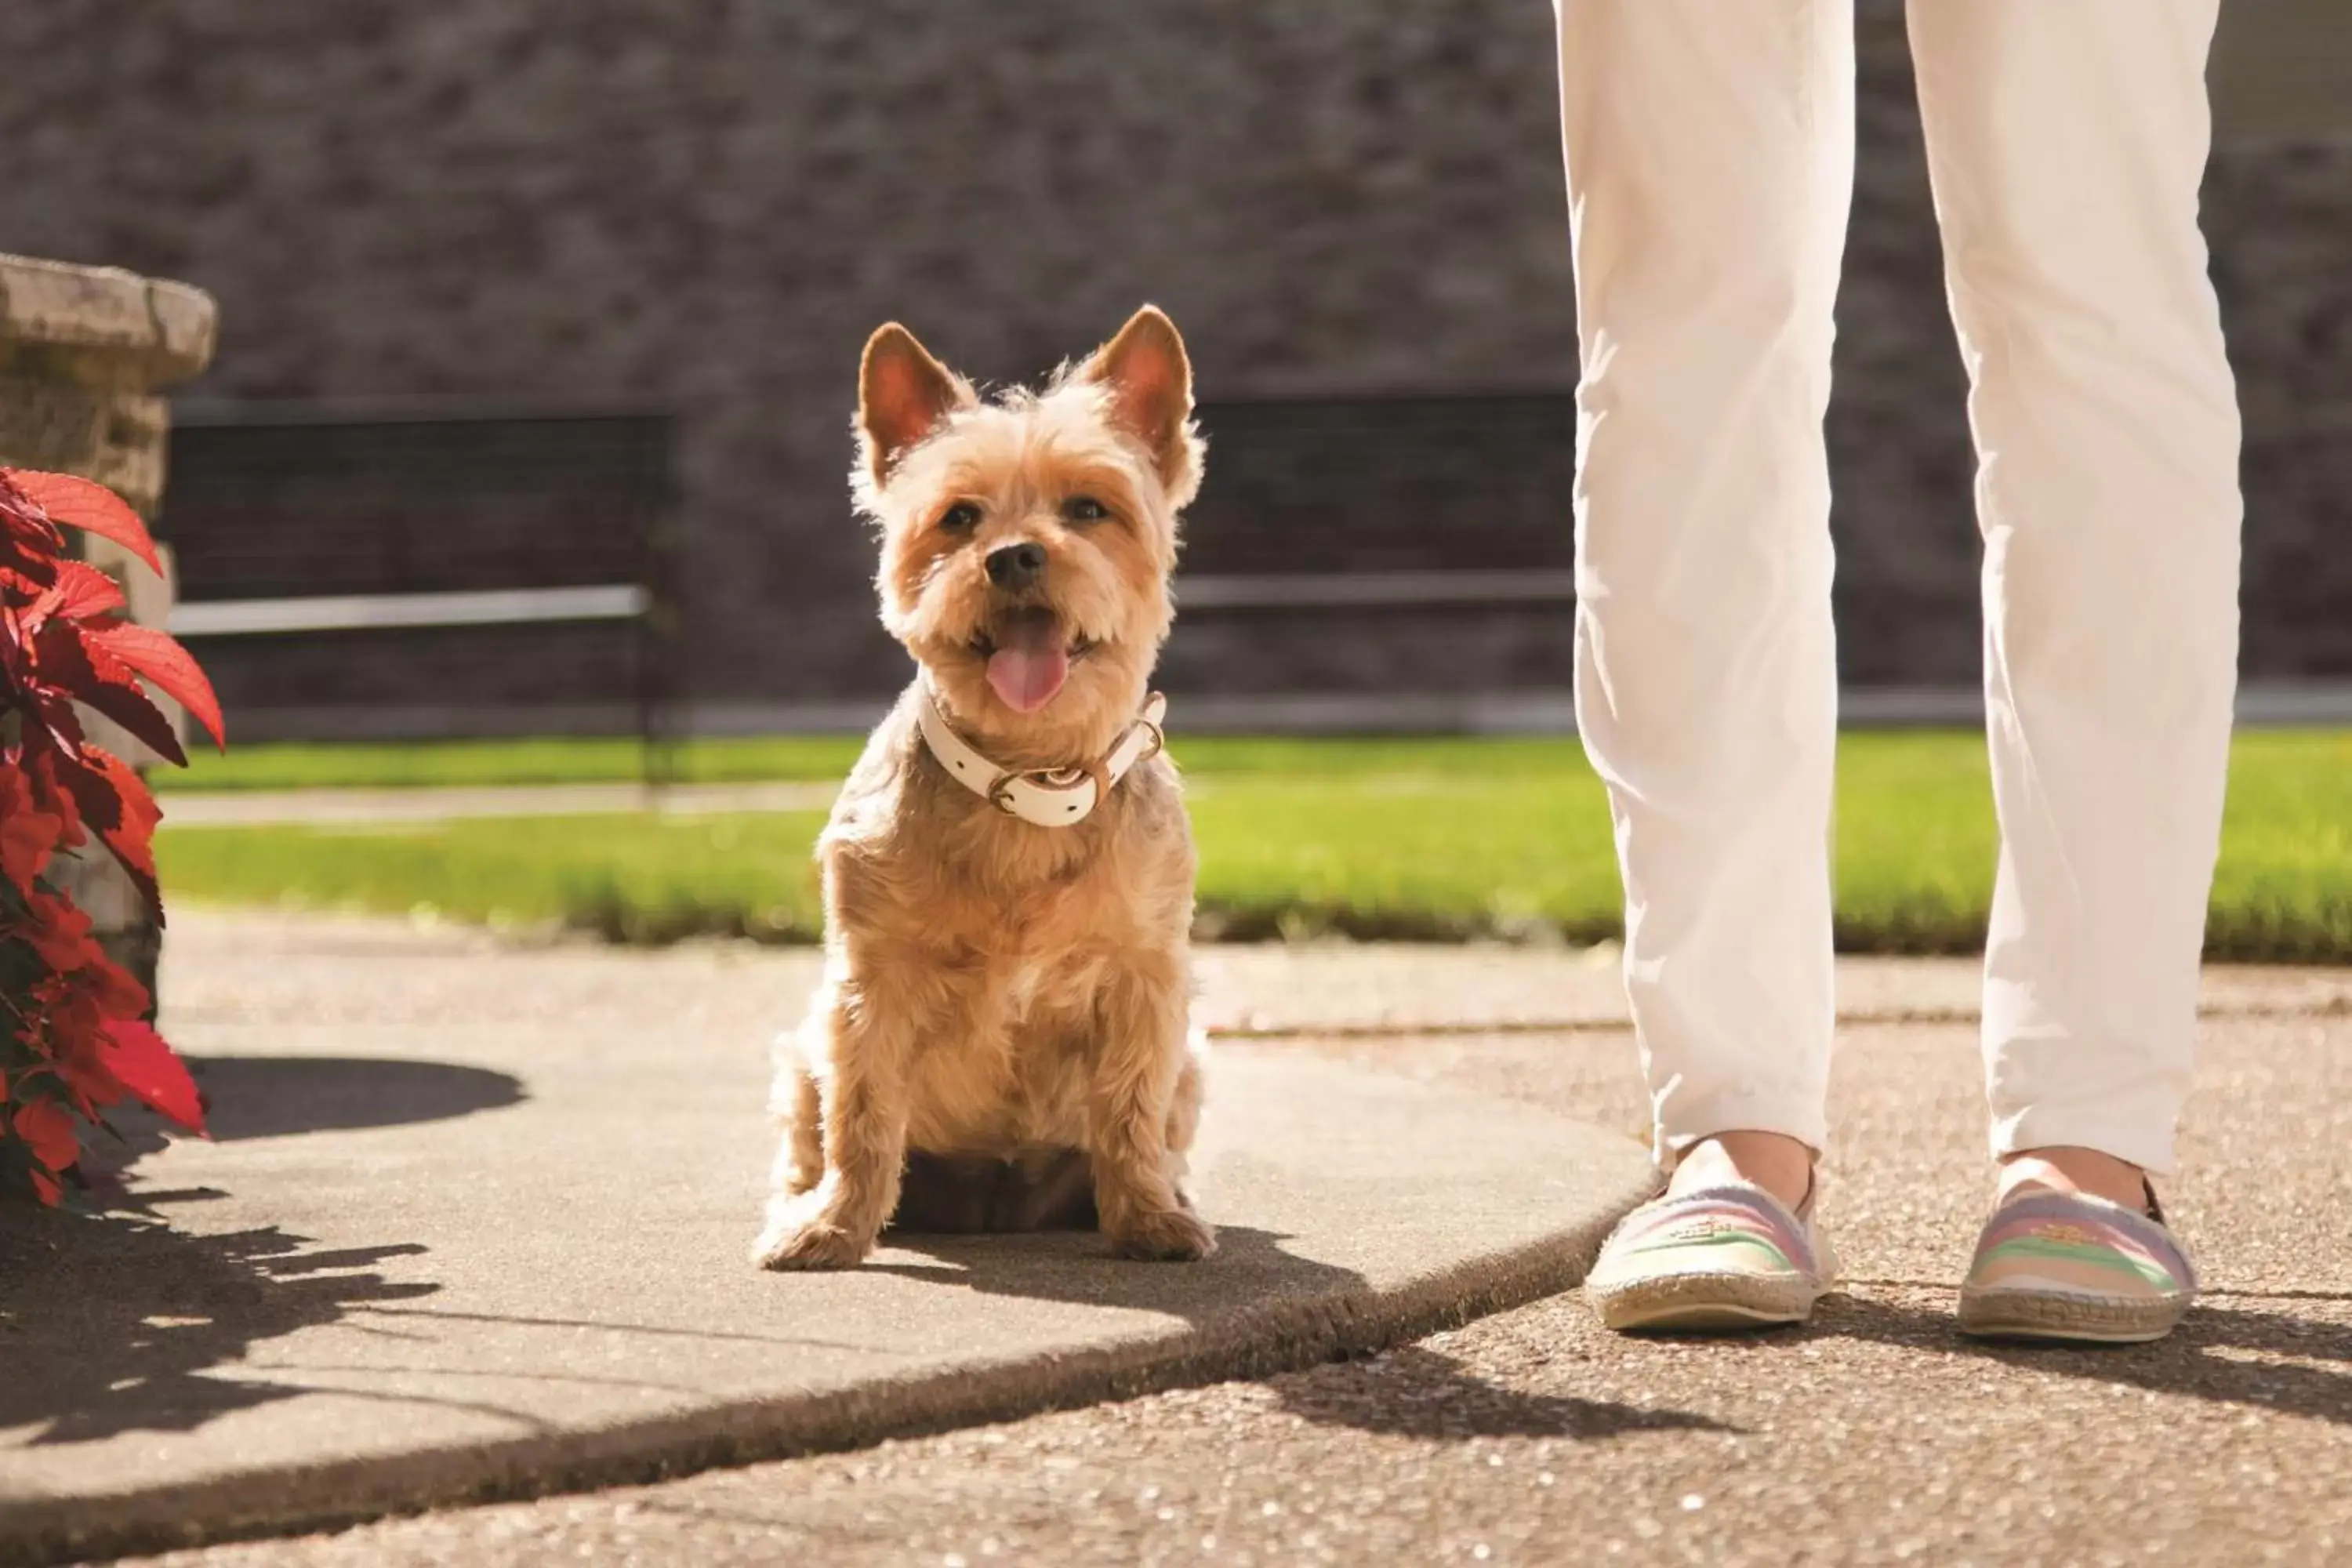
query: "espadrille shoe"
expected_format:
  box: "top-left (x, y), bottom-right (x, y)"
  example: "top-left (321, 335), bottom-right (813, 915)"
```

top-left (1957, 1186), bottom-right (2196, 1345)
top-left (1585, 1179), bottom-right (1836, 1333)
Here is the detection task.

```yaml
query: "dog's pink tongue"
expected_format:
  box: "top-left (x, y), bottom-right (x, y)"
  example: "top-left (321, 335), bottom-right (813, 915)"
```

top-left (985, 619), bottom-right (1069, 713)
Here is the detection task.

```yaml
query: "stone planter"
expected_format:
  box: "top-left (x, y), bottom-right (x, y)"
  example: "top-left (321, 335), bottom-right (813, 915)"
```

top-left (0, 253), bottom-right (219, 996)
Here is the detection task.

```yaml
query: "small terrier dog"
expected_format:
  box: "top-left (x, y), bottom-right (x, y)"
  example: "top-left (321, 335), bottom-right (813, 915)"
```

top-left (753, 306), bottom-right (1214, 1270)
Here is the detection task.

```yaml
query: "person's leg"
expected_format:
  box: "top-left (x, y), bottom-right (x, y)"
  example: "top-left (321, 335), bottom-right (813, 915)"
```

top-left (1906, 1), bottom-right (2241, 1203)
top-left (1555, 0), bottom-right (1853, 1205)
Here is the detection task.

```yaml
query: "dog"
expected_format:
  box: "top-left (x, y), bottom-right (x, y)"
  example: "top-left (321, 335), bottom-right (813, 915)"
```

top-left (753, 306), bottom-right (1214, 1271)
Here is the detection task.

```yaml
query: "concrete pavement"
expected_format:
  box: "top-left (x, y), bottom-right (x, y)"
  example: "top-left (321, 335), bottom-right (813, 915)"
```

top-left (8, 916), bottom-right (2352, 1565)
top-left (0, 915), bottom-right (1655, 1566)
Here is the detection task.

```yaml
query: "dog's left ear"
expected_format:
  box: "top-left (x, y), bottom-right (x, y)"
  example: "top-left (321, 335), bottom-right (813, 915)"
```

top-left (858, 323), bottom-right (974, 487)
top-left (1083, 306), bottom-right (1203, 506)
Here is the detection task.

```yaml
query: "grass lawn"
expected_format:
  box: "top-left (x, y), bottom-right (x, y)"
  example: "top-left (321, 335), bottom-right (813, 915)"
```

top-left (151, 731), bottom-right (2352, 961)
top-left (151, 733), bottom-right (1626, 792)
top-left (154, 735), bottom-right (869, 792)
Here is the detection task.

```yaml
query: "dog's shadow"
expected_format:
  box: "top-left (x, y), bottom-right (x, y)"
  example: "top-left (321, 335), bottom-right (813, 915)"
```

top-left (866, 1221), bottom-right (1364, 1323)
top-left (860, 1225), bottom-right (1727, 1443)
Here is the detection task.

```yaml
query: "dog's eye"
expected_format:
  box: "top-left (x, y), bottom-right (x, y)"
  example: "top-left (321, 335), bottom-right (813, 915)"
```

top-left (1062, 496), bottom-right (1109, 524)
top-left (939, 502), bottom-right (983, 533)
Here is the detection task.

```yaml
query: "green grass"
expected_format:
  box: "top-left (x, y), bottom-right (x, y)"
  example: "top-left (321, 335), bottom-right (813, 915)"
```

top-left (154, 735), bottom-right (870, 792)
top-left (151, 731), bottom-right (2352, 961)
top-left (152, 733), bottom-right (1617, 793)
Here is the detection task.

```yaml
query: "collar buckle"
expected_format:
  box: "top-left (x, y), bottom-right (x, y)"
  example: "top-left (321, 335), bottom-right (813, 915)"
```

top-left (1131, 712), bottom-right (1167, 766)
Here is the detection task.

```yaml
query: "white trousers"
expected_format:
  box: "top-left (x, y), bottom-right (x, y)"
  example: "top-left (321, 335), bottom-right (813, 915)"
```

top-left (1554, 2), bottom-right (2243, 1174)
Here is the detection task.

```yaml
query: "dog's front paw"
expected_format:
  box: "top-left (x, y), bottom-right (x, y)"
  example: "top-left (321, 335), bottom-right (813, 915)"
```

top-left (752, 1207), bottom-right (873, 1272)
top-left (1108, 1204), bottom-right (1217, 1262)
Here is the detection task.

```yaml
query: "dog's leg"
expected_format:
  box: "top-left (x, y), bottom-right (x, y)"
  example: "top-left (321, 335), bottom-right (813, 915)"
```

top-left (770, 1021), bottom-right (826, 1198)
top-left (1163, 1031), bottom-right (1207, 1211)
top-left (1087, 957), bottom-right (1217, 1261)
top-left (753, 983), bottom-right (913, 1270)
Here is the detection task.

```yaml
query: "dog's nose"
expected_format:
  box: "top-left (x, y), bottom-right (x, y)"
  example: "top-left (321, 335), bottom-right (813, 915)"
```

top-left (985, 542), bottom-right (1047, 589)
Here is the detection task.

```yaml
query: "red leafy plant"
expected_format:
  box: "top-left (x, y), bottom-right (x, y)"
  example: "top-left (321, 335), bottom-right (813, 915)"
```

top-left (0, 467), bottom-right (224, 1203)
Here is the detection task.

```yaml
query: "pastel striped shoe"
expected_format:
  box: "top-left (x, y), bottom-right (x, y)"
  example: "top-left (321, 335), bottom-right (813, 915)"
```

top-left (1957, 1189), bottom-right (2196, 1345)
top-left (1585, 1181), bottom-right (1835, 1333)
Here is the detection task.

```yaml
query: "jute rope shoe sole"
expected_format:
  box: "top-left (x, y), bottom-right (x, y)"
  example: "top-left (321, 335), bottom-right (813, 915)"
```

top-left (1954, 1289), bottom-right (2185, 1345)
top-left (1592, 1270), bottom-right (1829, 1334)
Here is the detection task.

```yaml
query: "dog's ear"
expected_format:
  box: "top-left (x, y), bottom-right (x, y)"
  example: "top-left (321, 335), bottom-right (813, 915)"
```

top-left (858, 323), bottom-right (972, 485)
top-left (1083, 306), bottom-right (1202, 505)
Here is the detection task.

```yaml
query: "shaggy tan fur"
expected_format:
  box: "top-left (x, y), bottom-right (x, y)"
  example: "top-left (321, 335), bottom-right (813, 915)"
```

top-left (753, 306), bottom-right (1214, 1270)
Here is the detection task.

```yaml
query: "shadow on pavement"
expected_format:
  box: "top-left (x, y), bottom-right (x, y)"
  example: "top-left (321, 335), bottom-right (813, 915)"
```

top-left (0, 1055), bottom-right (522, 1446)
top-left (83, 1053), bottom-right (527, 1200)
top-left (866, 1223), bottom-right (1366, 1317)
top-left (1279, 1345), bottom-right (1735, 1441)
top-left (866, 1226), bottom-right (1720, 1443)
top-left (1814, 1291), bottom-right (2352, 1426)
top-left (124, 1054), bottom-right (528, 1150)
top-left (0, 1207), bottom-right (437, 1445)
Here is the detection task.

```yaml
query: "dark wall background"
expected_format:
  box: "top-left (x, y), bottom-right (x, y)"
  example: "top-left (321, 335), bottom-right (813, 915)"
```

top-left (2, 1), bottom-right (2345, 728)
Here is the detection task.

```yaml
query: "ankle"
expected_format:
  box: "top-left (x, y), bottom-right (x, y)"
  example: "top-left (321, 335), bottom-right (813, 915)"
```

top-left (1997, 1146), bottom-right (2150, 1211)
top-left (1668, 1131), bottom-right (1814, 1212)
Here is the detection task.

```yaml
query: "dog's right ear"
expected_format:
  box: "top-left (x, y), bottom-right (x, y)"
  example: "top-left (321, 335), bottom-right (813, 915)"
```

top-left (858, 324), bottom-right (972, 485)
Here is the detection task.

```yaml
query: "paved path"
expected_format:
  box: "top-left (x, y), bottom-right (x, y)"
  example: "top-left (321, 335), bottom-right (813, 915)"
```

top-left (62, 920), bottom-right (2352, 1567)
top-left (0, 916), bottom-right (1654, 1566)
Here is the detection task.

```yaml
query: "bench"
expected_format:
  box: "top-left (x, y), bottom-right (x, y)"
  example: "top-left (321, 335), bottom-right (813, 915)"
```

top-left (161, 402), bottom-right (682, 779)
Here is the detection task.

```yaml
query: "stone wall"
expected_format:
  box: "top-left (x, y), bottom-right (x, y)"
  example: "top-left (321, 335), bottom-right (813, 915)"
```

top-left (0, 2), bottom-right (2342, 724)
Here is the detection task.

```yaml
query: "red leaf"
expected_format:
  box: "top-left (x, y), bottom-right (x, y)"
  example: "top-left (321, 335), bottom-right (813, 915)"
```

top-left (29, 1166), bottom-right (61, 1205)
top-left (100, 1019), bottom-right (206, 1134)
top-left (1, 809), bottom-right (61, 900)
top-left (0, 470), bottom-right (160, 575)
top-left (83, 622), bottom-right (225, 750)
top-left (0, 564), bottom-right (56, 608)
top-left (0, 470), bottom-right (65, 589)
top-left (0, 765), bottom-right (63, 898)
top-left (31, 695), bottom-right (90, 764)
top-left (20, 885), bottom-right (103, 973)
top-left (24, 561), bottom-right (128, 634)
top-left (52, 746), bottom-right (124, 839)
top-left (33, 620), bottom-right (190, 768)
top-left (23, 752), bottom-right (88, 849)
top-left (67, 748), bottom-right (163, 924)
top-left (10, 1098), bottom-right (82, 1173)
top-left (44, 746), bottom-right (162, 919)
top-left (0, 548), bottom-right (59, 593)
top-left (55, 1051), bottom-right (125, 1117)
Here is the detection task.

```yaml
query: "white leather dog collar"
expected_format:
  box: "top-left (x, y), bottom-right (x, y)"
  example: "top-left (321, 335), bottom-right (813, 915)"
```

top-left (917, 689), bottom-right (1168, 827)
